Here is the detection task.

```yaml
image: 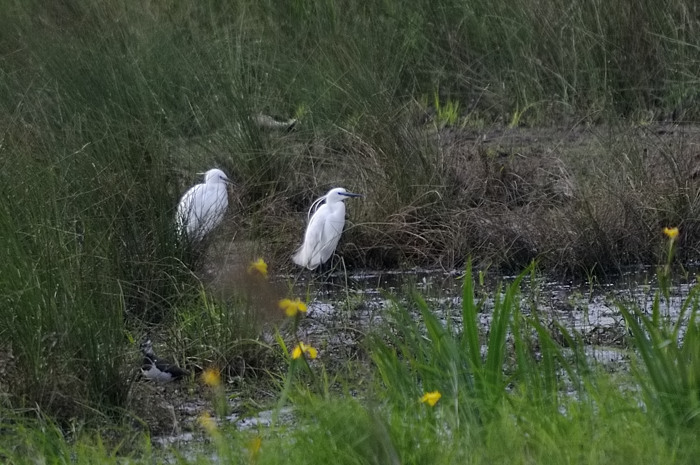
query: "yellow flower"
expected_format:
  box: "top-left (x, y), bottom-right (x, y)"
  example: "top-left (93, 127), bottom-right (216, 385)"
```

top-left (198, 412), bottom-right (218, 434)
top-left (248, 258), bottom-right (268, 278)
top-left (663, 227), bottom-right (679, 240)
top-left (201, 367), bottom-right (221, 387)
top-left (278, 298), bottom-right (308, 317)
top-left (420, 390), bottom-right (442, 407)
top-left (291, 342), bottom-right (318, 360)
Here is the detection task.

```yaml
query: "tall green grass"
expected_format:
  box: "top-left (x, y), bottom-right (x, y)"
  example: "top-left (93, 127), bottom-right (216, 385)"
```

top-left (0, 39), bottom-right (207, 409)
top-left (620, 284), bottom-right (700, 429)
top-left (2, 0), bottom-right (700, 426)
top-left (3, 0), bottom-right (700, 272)
top-left (370, 263), bottom-right (577, 426)
top-left (0, 152), bottom-right (127, 417)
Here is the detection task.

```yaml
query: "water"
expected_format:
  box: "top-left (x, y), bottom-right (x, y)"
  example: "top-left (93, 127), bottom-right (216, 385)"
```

top-left (156, 267), bottom-right (698, 449)
top-left (292, 267), bottom-right (695, 355)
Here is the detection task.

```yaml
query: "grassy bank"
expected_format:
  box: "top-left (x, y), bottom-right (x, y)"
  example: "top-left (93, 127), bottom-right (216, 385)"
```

top-left (2, 264), bottom-right (700, 464)
top-left (1, 0), bottom-right (700, 451)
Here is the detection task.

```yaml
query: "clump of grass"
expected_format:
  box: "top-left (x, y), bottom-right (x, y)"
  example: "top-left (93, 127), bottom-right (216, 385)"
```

top-left (433, 92), bottom-right (460, 128)
top-left (174, 289), bottom-right (277, 378)
top-left (370, 261), bottom-right (581, 425)
top-left (173, 257), bottom-right (288, 380)
top-left (620, 288), bottom-right (700, 429)
top-left (0, 411), bottom-right (153, 464)
top-left (619, 227), bottom-right (700, 431)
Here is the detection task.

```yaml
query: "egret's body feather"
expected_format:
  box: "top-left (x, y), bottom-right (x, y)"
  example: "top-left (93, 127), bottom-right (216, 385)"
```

top-left (176, 169), bottom-right (230, 242)
top-left (293, 187), bottom-right (361, 270)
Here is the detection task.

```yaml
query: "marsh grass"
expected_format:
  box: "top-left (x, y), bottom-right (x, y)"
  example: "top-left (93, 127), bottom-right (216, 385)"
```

top-left (0, 411), bottom-right (153, 465)
top-left (370, 263), bottom-right (580, 423)
top-left (256, 264), bottom-right (699, 464)
top-left (0, 153), bottom-right (130, 417)
top-left (619, 279), bottom-right (700, 430)
top-left (174, 285), bottom-right (281, 379)
top-left (2, 263), bottom-right (700, 463)
top-left (3, 0), bottom-right (700, 445)
top-left (3, 0), bottom-right (700, 276)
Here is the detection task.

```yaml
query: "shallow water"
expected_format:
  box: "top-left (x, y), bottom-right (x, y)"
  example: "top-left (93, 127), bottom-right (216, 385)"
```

top-left (157, 267), bottom-right (698, 450)
top-left (291, 267), bottom-right (696, 353)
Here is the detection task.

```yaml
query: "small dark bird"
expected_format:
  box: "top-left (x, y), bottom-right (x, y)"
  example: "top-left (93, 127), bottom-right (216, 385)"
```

top-left (140, 339), bottom-right (190, 383)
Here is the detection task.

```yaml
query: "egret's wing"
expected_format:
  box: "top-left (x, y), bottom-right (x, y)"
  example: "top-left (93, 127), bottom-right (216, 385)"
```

top-left (197, 184), bottom-right (228, 234)
top-left (305, 204), bottom-right (328, 255)
top-left (176, 185), bottom-right (200, 236)
top-left (177, 181), bottom-right (229, 242)
top-left (292, 203), bottom-right (328, 269)
top-left (317, 210), bottom-right (344, 263)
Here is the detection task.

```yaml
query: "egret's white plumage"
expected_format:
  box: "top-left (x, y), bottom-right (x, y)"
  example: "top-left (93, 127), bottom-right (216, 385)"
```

top-left (292, 187), bottom-right (361, 270)
top-left (176, 168), bottom-right (231, 242)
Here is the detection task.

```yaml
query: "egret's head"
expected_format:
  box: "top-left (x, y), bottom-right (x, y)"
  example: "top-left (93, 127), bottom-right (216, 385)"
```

top-left (202, 168), bottom-right (231, 184)
top-left (326, 187), bottom-right (362, 203)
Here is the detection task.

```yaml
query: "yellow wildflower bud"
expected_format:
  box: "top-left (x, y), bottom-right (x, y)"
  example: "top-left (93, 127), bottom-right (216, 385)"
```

top-left (248, 258), bottom-right (268, 278)
top-left (279, 298), bottom-right (308, 317)
top-left (198, 412), bottom-right (218, 434)
top-left (291, 342), bottom-right (317, 360)
top-left (663, 227), bottom-right (679, 240)
top-left (420, 390), bottom-right (442, 407)
top-left (201, 368), bottom-right (221, 387)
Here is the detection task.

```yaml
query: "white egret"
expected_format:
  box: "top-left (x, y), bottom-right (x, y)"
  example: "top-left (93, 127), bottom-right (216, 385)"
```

top-left (292, 187), bottom-right (362, 270)
top-left (140, 340), bottom-right (189, 383)
top-left (176, 168), bottom-right (231, 243)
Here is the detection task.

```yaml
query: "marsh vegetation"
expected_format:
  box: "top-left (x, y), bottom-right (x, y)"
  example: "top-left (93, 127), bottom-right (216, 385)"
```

top-left (2, 0), bottom-right (700, 462)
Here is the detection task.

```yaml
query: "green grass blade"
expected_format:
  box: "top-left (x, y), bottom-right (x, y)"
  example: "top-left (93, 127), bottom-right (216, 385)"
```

top-left (461, 259), bottom-right (483, 375)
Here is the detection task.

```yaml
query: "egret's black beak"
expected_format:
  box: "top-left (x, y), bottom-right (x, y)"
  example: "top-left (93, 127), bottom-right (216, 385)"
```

top-left (340, 192), bottom-right (362, 198)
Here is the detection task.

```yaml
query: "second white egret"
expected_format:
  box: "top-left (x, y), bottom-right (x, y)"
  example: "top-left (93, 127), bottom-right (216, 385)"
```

top-left (292, 187), bottom-right (362, 270)
top-left (176, 168), bottom-right (231, 243)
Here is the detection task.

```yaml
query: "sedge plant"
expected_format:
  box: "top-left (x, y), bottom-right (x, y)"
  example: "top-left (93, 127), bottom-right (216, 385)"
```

top-left (619, 226), bottom-right (700, 431)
